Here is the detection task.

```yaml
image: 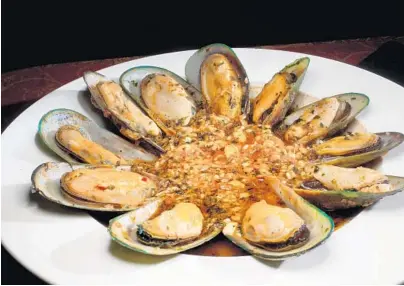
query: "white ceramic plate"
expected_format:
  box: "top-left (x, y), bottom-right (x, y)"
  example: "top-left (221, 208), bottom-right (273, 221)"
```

top-left (2, 48), bottom-right (404, 285)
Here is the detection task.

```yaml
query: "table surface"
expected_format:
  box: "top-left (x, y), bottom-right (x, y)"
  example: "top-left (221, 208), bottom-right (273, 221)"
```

top-left (1, 36), bottom-right (403, 285)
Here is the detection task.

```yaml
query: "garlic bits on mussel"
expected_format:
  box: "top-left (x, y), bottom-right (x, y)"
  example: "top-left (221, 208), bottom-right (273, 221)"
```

top-left (297, 164), bottom-right (404, 210)
top-left (312, 132), bottom-right (404, 167)
top-left (109, 200), bottom-right (222, 255)
top-left (38, 109), bottom-right (156, 165)
top-left (83, 71), bottom-right (164, 152)
top-left (120, 66), bottom-right (203, 135)
top-left (251, 57), bottom-right (310, 127)
top-left (185, 43), bottom-right (250, 119)
top-left (223, 176), bottom-right (333, 260)
top-left (276, 93), bottom-right (369, 145)
top-left (31, 163), bottom-right (158, 211)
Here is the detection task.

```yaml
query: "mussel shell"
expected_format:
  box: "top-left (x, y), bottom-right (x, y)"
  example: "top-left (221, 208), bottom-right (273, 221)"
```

top-left (38, 109), bottom-right (156, 164)
top-left (108, 199), bottom-right (223, 255)
top-left (222, 176), bottom-right (334, 260)
top-left (252, 57), bottom-right (310, 126)
top-left (119, 66), bottom-right (203, 133)
top-left (317, 132), bottom-right (404, 167)
top-left (276, 93), bottom-right (369, 145)
top-left (83, 71), bottom-right (165, 154)
top-left (295, 175), bottom-right (404, 210)
top-left (185, 43), bottom-right (250, 116)
top-left (31, 162), bottom-right (152, 212)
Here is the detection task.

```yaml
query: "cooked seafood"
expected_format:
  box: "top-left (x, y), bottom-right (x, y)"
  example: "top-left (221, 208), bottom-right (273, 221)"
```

top-left (276, 93), bottom-right (369, 145)
top-left (296, 165), bottom-right (404, 210)
top-left (223, 176), bottom-right (333, 260)
top-left (31, 163), bottom-right (158, 211)
top-left (84, 71), bottom-right (165, 153)
top-left (136, 202), bottom-right (204, 246)
top-left (313, 132), bottom-right (381, 156)
top-left (312, 164), bottom-right (389, 192)
top-left (38, 109), bottom-right (156, 164)
top-left (109, 198), bottom-right (223, 255)
top-left (241, 200), bottom-right (310, 251)
top-left (313, 132), bottom-right (404, 167)
top-left (120, 66), bottom-right (203, 135)
top-left (60, 166), bottom-right (157, 207)
top-left (252, 57), bottom-right (309, 127)
top-left (31, 43), bottom-right (404, 261)
top-left (185, 43), bottom-right (250, 119)
top-left (56, 125), bottom-right (128, 165)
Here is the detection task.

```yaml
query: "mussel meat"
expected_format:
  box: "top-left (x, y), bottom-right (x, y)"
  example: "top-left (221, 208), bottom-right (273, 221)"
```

top-left (56, 125), bottom-right (128, 165)
top-left (84, 71), bottom-right (163, 150)
top-left (60, 166), bottom-right (158, 208)
top-left (276, 93), bottom-right (369, 145)
top-left (296, 164), bottom-right (404, 210)
top-left (136, 202), bottom-right (204, 247)
top-left (38, 109), bottom-right (156, 165)
top-left (185, 43), bottom-right (250, 119)
top-left (120, 66), bottom-right (203, 135)
top-left (310, 164), bottom-right (390, 193)
top-left (241, 200), bottom-right (310, 252)
top-left (313, 132), bottom-right (404, 167)
top-left (314, 132), bottom-right (381, 156)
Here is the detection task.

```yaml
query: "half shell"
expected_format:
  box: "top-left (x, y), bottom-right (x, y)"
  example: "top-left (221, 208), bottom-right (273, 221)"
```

top-left (83, 71), bottom-right (164, 153)
top-left (185, 43), bottom-right (250, 118)
top-left (223, 176), bottom-right (334, 260)
top-left (31, 162), bottom-right (157, 212)
top-left (276, 93), bottom-right (369, 145)
top-left (314, 132), bottom-right (404, 167)
top-left (119, 66), bottom-right (203, 134)
top-left (38, 109), bottom-right (156, 164)
top-left (297, 165), bottom-right (404, 210)
top-left (109, 199), bottom-right (223, 255)
top-left (252, 57), bottom-right (310, 127)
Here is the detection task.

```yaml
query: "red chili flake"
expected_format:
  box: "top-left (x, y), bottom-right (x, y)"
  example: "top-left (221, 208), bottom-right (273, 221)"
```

top-left (96, 185), bottom-right (107, 190)
top-left (142, 177), bottom-right (148, 182)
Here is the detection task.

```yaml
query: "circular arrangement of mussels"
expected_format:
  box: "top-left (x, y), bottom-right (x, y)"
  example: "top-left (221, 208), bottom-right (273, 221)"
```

top-left (31, 43), bottom-right (404, 261)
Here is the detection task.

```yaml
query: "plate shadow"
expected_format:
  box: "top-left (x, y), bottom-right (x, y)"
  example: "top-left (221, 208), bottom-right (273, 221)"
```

top-left (108, 240), bottom-right (176, 265)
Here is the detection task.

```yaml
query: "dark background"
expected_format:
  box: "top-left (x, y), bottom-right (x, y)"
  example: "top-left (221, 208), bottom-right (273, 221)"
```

top-left (3, 2), bottom-right (404, 73)
top-left (2, 1), bottom-right (404, 284)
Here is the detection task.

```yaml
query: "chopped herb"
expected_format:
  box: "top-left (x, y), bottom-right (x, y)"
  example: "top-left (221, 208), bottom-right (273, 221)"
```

top-left (107, 185), bottom-right (115, 190)
top-left (351, 97), bottom-right (356, 100)
top-left (319, 122), bottom-right (324, 128)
